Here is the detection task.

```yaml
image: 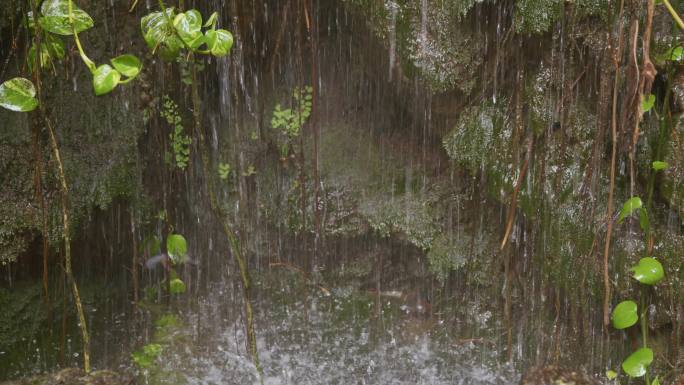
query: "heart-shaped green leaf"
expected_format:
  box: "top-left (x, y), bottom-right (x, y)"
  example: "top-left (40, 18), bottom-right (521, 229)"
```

top-left (169, 278), bottom-right (186, 294)
top-left (92, 64), bottom-right (121, 95)
top-left (166, 233), bottom-right (187, 263)
top-left (141, 8), bottom-right (183, 60)
top-left (605, 370), bottom-right (618, 380)
top-left (39, 0), bottom-right (94, 35)
top-left (641, 94), bottom-right (655, 113)
top-left (621, 347), bottom-right (653, 377)
top-left (111, 54), bottom-right (142, 79)
top-left (173, 10), bottom-right (203, 48)
top-left (618, 196), bottom-right (643, 223)
top-left (611, 300), bottom-right (638, 329)
top-left (652, 161), bottom-right (669, 171)
top-left (0, 78), bottom-right (39, 112)
top-left (205, 29), bottom-right (233, 57)
top-left (631, 257), bottom-right (664, 285)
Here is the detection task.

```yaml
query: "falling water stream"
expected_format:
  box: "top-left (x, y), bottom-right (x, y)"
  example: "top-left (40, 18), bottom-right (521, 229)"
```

top-left (2, 0), bottom-right (684, 384)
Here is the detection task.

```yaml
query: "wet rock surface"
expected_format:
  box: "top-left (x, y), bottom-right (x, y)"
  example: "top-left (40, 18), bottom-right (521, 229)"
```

top-left (519, 365), bottom-right (599, 385)
top-left (0, 368), bottom-right (133, 385)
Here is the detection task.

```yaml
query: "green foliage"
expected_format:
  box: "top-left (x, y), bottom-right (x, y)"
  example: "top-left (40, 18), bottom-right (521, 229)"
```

top-left (271, 86), bottom-right (313, 138)
top-left (166, 233), bottom-right (187, 264)
top-left (631, 257), bottom-right (664, 286)
top-left (169, 278), bottom-right (187, 294)
top-left (622, 348), bottom-right (654, 378)
top-left (92, 64), bottom-right (121, 96)
top-left (610, 198), bottom-right (665, 384)
top-left (132, 343), bottom-right (163, 369)
top-left (161, 95), bottom-right (191, 170)
top-left (27, 33), bottom-right (65, 72)
top-left (34, 0), bottom-right (141, 95)
top-left (0, 78), bottom-right (39, 112)
top-left (141, 7), bottom-right (233, 60)
top-left (218, 162), bottom-right (231, 180)
top-left (642, 94), bottom-right (656, 113)
top-left (611, 300), bottom-right (638, 329)
top-left (651, 161), bottom-right (668, 171)
top-left (111, 54), bottom-right (143, 79)
top-left (618, 196), bottom-right (643, 224)
top-left (39, 0), bottom-right (93, 35)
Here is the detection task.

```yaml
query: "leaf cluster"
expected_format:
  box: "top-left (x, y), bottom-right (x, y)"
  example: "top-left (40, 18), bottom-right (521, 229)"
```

top-left (271, 86), bottom-right (314, 138)
top-left (141, 8), bottom-right (233, 60)
top-left (160, 96), bottom-right (192, 170)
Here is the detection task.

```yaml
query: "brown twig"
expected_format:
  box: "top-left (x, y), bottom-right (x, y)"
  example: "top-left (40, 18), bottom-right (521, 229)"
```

top-left (603, 0), bottom-right (625, 328)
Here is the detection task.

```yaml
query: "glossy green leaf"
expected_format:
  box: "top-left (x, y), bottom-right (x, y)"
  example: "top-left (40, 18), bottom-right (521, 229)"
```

top-left (173, 10), bottom-right (204, 48)
top-left (39, 0), bottom-right (94, 35)
top-left (0, 78), bottom-right (39, 112)
top-left (641, 94), bottom-right (655, 113)
top-left (670, 46), bottom-right (683, 61)
top-left (169, 278), bottom-right (186, 294)
top-left (631, 257), bottom-right (664, 285)
top-left (652, 161), bottom-right (669, 171)
top-left (92, 64), bottom-right (121, 96)
top-left (617, 196), bottom-right (643, 224)
top-left (621, 347), bottom-right (653, 377)
top-left (203, 12), bottom-right (218, 28)
top-left (611, 300), bottom-right (638, 329)
top-left (111, 54), bottom-right (142, 78)
top-left (605, 370), bottom-right (618, 379)
top-left (205, 29), bottom-right (233, 57)
top-left (166, 233), bottom-right (187, 263)
top-left (141, 8), bottom-right (183, 60)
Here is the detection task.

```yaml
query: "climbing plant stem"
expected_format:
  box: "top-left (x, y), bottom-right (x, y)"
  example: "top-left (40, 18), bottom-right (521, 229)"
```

top-left (662, 0), bottom-right (684, 30)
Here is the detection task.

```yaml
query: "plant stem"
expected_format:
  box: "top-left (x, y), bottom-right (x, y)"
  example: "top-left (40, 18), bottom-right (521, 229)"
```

top-left (641, 285), bottom-right (650, 385)
top-left (32, 2), bottom-right (91, 372)
top-left (662, 0), bottom-right (684, 30)
top-left (68, 0), bottom-right (95, 72)
top-left (603, 0), bottom-right (625, 327)
top-left (45, 118), bottom-right (91, 374)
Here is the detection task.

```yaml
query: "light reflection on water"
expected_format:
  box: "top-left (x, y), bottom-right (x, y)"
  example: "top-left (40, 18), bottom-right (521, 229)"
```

top-left (141, 277), bottom-right (516, 385)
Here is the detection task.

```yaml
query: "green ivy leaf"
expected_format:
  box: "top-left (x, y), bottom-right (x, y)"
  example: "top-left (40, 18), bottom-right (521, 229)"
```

top-left (605, 370), bottom-right (618, 380)
top-left (169, 278), bottom-right (186, 294)
top-left (166, 233), bottom-right (187, 263)
top-left (617, 196), bottom-right (643, 224)
top-left (0, 78), bottom-right (39, 112)
top-left (641, 94), bottom-right (655, 113)
top-left (205, 29), bottom-right (233, 57)
top-left (92, 64), bottom-right (121, 96)
top-left (111, 54), bottom-right (142, 79)
top-left (621, 347), bottom-right (653, 377)
top-left (631, 257), bottom-right (664, 285)
top-left (39, 0), bottom-right (94, 35)
top-left (611, 300), bottom-right (638, 329)
top-left (652, 161), bottom-right (669, 171)
top-left (141, 8), bottom-right (183, 60)
top-left (173, 9), bottom-right (204, 48)
top-left (670, 46), bottom-right (683, 61)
